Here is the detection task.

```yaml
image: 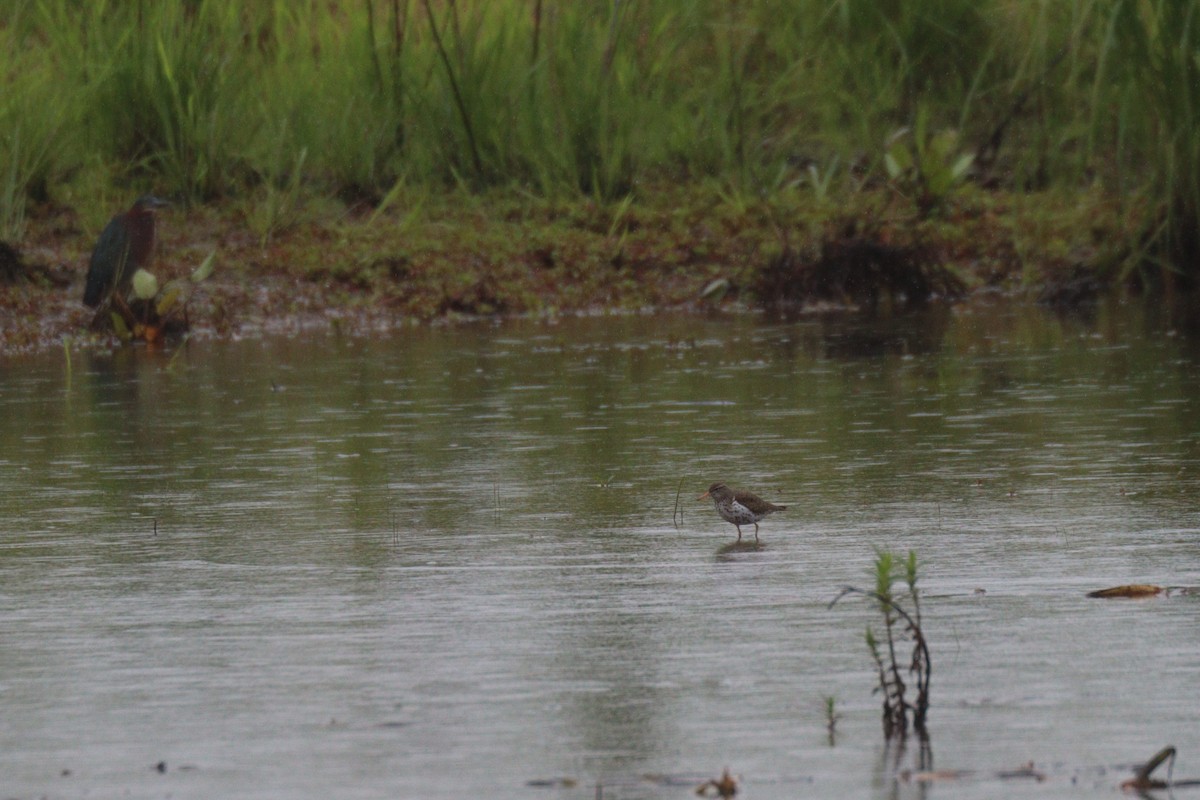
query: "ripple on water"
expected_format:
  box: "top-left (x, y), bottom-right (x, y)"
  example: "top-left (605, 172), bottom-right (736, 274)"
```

top-left (1, 306), bottom-right (1199, 799)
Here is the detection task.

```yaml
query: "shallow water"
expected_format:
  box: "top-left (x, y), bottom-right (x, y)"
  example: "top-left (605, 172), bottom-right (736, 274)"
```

top-left (2, 298), bottom-right (1198, 799)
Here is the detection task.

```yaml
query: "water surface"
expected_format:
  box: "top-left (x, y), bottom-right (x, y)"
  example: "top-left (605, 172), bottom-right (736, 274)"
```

top-left (2, 299), bottom-right (1198, 799)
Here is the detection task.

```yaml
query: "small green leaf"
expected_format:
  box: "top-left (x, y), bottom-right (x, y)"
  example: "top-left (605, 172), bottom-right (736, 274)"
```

top-left (111, 312), bottom-right (131, 340)
top-left (951, 152), bottom-right (975, 181)
top-left (191, 249), bottom-right (216, 283)
top-left (132, 269), bottom-right (158, 300)
top-left (155, 281), bottom-right (188, 316)
top-left (929, 129), bottom-right (959, 162)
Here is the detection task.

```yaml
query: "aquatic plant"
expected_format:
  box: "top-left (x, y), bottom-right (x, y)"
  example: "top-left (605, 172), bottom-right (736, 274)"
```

top-left (824, 695), bottom-right (840, 745)
top-left (106, 249), bottom-right (216, 344)
top-left (829, 549), bottom-right (931, 740)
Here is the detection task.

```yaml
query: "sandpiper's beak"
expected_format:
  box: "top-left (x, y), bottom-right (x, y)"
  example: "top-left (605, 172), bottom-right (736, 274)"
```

top-left (697, 490), bottom-right (711, 500)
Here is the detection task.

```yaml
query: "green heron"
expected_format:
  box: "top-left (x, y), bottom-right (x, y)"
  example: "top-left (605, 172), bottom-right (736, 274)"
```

top-left (82, 195), bottom-right (170, 308)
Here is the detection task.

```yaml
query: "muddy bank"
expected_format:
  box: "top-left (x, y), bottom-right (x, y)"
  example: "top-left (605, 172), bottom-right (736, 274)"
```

top-left (0, 185), bottom-right (1135, 354)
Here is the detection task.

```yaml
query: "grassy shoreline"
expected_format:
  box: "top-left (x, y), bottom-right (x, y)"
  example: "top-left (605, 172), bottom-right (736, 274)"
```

top-left (2, 0), bottom-right (1197, 351)
top-left (1, 178), bottom-right (1133, 354)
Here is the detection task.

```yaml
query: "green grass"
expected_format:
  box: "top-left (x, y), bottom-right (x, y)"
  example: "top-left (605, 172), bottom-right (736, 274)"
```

top-left (37, 0), bottom-right (257, 202)
top-left (0, 17), bottom-right (80, 239)
top-left (1, 0), bottom-right (1198, 282)
top-left (1101, 0), bottom-right (1200, 281)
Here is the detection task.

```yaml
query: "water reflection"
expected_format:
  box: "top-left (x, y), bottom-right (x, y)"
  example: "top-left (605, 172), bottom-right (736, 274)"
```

top-left (814, 303), bottom-right (954, 359)
top-left (876, 735), bottom-right (934, 800)
top-left (2, 300), bottom-right (1199, 799)
top-left (715, 540), bottom-right (767, 557)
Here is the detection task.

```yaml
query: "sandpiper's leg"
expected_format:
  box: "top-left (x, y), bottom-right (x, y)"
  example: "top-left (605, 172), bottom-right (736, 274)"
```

top-left (735, 525), bottom-right (743, 542)
top-left (754, 523), bottom-right (760, 543)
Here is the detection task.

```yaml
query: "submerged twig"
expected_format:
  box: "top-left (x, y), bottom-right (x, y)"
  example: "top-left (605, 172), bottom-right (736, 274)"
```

top-left (1122, 745), bottom-right (1176, 792)
top-left (672, 477), bottom-right (685, 527)
top-left (694, 768), bottom-right (738, 798)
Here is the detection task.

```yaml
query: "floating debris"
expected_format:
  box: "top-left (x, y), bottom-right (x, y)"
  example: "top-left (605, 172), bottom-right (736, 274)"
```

top-left (525, 777), bottom-right (578, 789)
top-left (899, 769), bottom-right (973, 783)
top-left (1121, 746), bottom-right (1175, 792)
top-left (996, 762), bottom-right (1047, 782)
top-left (1087, 585), bottom-right (1164, 599)
top-left (900, 762), bottom-right (1047, 785)
top-left (695, 768), bottom-right (738, 798)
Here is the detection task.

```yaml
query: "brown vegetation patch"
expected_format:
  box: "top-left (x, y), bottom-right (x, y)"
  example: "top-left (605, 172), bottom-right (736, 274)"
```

top-left (0, 242), bottom-right (74, 288)
top-left (754, 230), bottom-right (967, 309)
top-left (1037, 263), bottom-right (1108, 309)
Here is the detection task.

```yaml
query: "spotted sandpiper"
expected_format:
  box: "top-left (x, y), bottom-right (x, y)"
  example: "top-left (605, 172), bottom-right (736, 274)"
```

top-left (698, 482), bottom-right (786, 543)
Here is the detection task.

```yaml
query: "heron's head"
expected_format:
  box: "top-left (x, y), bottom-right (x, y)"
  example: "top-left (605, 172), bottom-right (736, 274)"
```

top-left (131, 195), bottom-right (171, 213)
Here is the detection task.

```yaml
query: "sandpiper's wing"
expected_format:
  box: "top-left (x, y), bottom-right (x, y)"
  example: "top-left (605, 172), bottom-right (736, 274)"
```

top-left (737, 490), bottom-right (785, 514)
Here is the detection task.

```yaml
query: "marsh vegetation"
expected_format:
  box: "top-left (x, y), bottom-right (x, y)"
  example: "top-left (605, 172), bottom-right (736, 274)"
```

top-left (2, 0), bottom-right (1199, 343)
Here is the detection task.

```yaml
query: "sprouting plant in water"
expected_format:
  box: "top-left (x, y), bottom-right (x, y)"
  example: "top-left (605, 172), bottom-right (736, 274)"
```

top-left (829, 548), bottom-right (931, 740)
top-left (824, 695), bottom-right (840, 745)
